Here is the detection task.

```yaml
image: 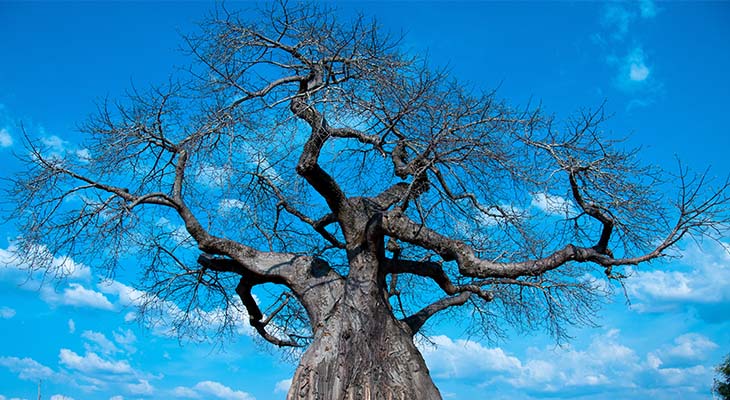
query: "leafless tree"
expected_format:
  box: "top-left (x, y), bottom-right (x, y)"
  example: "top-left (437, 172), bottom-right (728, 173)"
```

top-left (8, 3), bottom-right (730, 399)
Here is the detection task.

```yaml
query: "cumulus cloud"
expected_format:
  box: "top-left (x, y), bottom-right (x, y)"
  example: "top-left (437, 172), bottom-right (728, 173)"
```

top-left (59, 349), bottom-right (132, 374)
top-left (172, 386), bottom-right (201, 398)
top-left (507, 329), bottom-right (641, 391)
top-left (0, 307), bottom-right (16, 319)
top-left (43, 283), bottom-right (115, 310)
top-left (0, 127), bottom-right (13, 147)
top-left (68, 319), bottom-right (76, 333)
top-left (173, 381), bottom-right (255, 400)
top-left (421, 329), bottom-right (718, 396)
top-left (627, 241), bottom-right (730, 317)
top-left (419, 335), bottom-right (522, 379)
top-left (274, 379), bottom-right (292, 394)
top-left (0, 356), bottom-right (57, 381)
top-left (650, 333), bottom-right (718, 367)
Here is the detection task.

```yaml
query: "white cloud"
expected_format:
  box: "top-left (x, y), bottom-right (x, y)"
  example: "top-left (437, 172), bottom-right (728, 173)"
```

top-left (0, 128), bottom-right (13, 147)
top-left (0, 307), bottom-right (16, 319)
top-left (123, 312), bottom-right (136, 322)
top-left (507, 329), bottom-right (640, 390)
top-left (616, 47), bottom-right (651, 86)
top-left (109, 396), bottom-right (124, 400)
top-left (420, 329), bottom-right (719, 396)
top-left (82, 330), bottom-right (120, 355)
top-left (68, 319), bottom-right (76, 333)
top-left (653, 333), bottom-right (718, 363)
top-left (43, 283), bottom-right (115, 310)
top-left (49, 395), bottom-right (74, 400)
top-left (274, 378), bottom-right (291, 394)
top-left (59, 349), bottom-right (132, 374)
top-left (531, 193), bottom-right (577, 217)
top-left (98, 280), bottom-right (146, 308)
top-left (419, 335), bottom-right (522, 379)
top-left (627, 241), bottom-right (730, 312)
top-left (0, 356), bottom-right (56, 381)
top-left (627, 48), bottom-right (650, 82)
top-left (191, 381), bottom-right (255, 400)
top-left (0, 243), bottom-right (91, 282)
top-left (127, 379), bottom-right (154, 395)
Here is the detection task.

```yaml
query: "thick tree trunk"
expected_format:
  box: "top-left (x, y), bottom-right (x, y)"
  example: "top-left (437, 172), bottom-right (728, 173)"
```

top-left (287, 250), bottom-right (442, 400)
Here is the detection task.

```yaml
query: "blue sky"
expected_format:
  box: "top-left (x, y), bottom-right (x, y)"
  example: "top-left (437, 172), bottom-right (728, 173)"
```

top-left (1, 1), bottom-right (729, 399)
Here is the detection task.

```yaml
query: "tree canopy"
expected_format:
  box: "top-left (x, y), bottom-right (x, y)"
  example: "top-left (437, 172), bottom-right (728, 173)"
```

top-left (6, 2), bottom-right (730, 398)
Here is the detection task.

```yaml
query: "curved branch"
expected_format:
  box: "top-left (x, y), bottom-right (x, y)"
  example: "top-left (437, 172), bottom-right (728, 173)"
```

top-left (402, 292), bottom-right (471, 335)
top-left (235, 278), bottom-right (303, 347)
top-left (380, 209), bottom-right (708, 279)
top-left (290, 74), bottom-right (349, 217)
top-left (569, 170), bottom-right (614, 254)
top-left (383, 257), bottom-right (492, 301)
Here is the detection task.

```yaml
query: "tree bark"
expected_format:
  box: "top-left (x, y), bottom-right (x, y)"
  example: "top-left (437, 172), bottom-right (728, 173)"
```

top-left (288, 249), bottom-right (442, 400)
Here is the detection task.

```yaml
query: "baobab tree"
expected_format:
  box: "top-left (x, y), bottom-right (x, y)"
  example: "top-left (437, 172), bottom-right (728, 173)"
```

top-left (8, 2), bottom-right (729, 399)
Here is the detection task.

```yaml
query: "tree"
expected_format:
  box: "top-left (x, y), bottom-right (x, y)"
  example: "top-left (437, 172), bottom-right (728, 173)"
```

top-left (716, 354), bottom-right (730, 400)
top-left (7, 2), bottom-right (730, 399)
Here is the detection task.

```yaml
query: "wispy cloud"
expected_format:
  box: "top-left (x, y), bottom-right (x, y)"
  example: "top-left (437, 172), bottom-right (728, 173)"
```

top-left (639, 0), bottom-right (658, 18)
top-left (0, 356), bottom-right (58, 382)
top-left (601, 0), bottom-right (657, 40)
top-left (82, 331), bottom-right (121, 355)
top-left (628, 49), bottom-right (650, 82)
top-left (594, 0), bottom-right (660, 109)
top-left (0, 307), bottom-right (15, 319)
top-left (0, 128), bottom-right (13, 148)
top-left (531, 192), bottom-right (578, 218)
top-left (127, 379), bottom-right (154, 395)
